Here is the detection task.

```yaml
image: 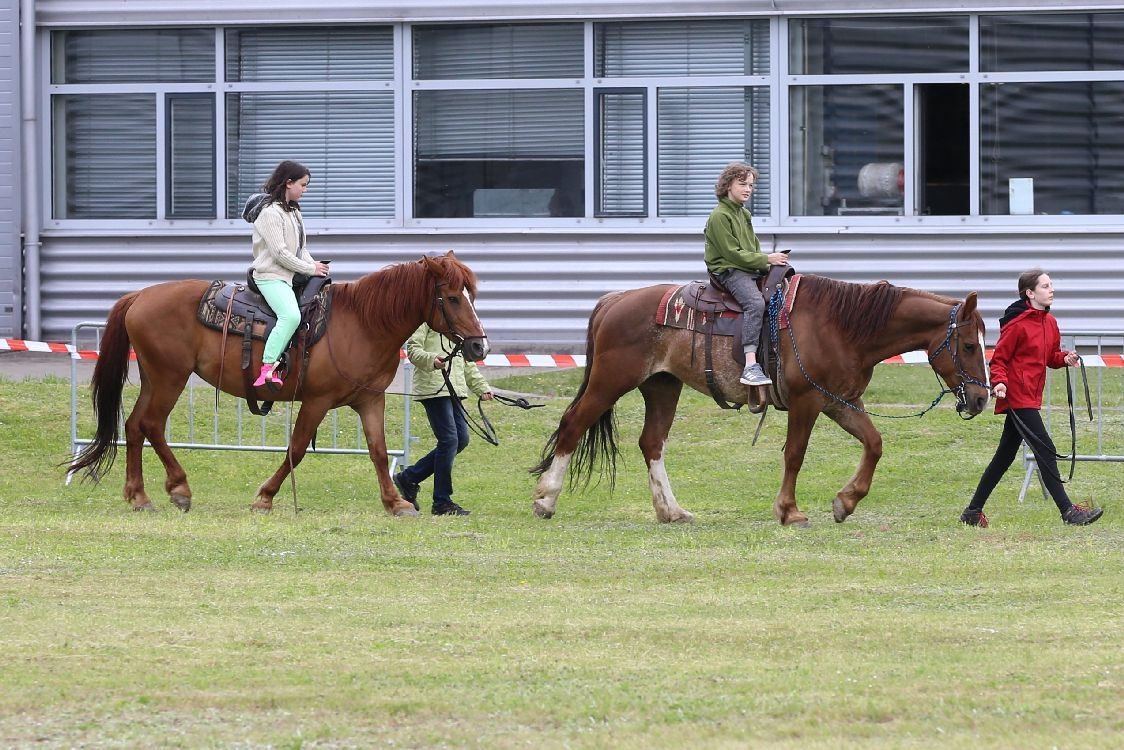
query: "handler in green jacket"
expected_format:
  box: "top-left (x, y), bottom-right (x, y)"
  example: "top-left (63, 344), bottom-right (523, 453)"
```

top-left (394, 323), bottom-right (493, 516)
top-left (703, 161), bottom-right (790, 387)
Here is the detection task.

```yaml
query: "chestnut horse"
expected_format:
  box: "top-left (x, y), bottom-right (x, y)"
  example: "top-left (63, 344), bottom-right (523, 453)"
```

top-left (531, 275), bottom-right (990, 526)
top-left (68, 252), bottom-right (488, 515)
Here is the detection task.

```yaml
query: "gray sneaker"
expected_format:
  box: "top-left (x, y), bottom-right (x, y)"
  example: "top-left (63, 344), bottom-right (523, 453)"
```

top-left (739, 363), bottom-right (772, 386)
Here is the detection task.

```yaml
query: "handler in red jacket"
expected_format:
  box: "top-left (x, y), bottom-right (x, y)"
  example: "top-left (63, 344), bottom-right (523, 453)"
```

top-left (960, 269), bottom-right (1103, 527)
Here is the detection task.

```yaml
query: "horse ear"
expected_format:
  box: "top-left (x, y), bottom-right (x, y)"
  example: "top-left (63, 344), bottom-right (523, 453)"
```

top-left (962, 291), bottom-right (978, 318)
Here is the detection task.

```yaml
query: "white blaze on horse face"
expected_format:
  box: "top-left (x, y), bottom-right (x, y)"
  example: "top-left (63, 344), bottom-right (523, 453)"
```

top-left (979, 329), bottom-right (991, 389)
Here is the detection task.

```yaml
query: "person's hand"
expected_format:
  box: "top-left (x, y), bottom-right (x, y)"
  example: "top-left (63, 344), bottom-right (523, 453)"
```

top-left (767, 252), bottom-right (790, 266)
top-left (313, 261), bottom-right (330, 277)
top-left (993, 383), bottom-right (1007, 399)
top-left (1064, 351), bottom-right (1079, 367)
top-left (480, 391), bottom-right (495, 401)
top-left (433, 356), bottom-right (446, 370)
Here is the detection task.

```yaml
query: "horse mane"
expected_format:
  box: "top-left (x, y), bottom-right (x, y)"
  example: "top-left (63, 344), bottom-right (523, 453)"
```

top-left (798, 275), bottom-right (943, 344)
top-left (333, 254), bottom-right (479, 329)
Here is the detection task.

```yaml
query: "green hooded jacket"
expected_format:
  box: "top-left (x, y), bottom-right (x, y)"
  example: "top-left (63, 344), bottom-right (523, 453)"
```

top-left (703, 197), bottom-right (767, 275)
top-left (405, 324), bottom-right (491, 401)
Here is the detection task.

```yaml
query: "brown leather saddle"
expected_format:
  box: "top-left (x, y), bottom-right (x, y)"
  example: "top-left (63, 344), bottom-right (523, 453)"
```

top-left (656, 264), bottom-right (795, 410)
top-left (196, 275), bottom-right (332, 415)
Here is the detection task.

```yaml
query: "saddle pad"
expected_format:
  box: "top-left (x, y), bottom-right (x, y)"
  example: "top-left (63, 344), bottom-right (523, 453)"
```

top-left (196, 280), bottom-right (332, 348)
top-left (775, 273), bottom-right (802, 332)
top-left (655, 283), bottom-right (740, 336)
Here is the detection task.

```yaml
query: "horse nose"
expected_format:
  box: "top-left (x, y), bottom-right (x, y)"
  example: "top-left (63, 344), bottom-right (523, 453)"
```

top-left (464, 336), bottom-right (489, 362)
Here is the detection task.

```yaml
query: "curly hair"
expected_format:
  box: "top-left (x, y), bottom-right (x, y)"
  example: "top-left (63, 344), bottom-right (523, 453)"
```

top-left (714, 161), bottom-right (759, 199)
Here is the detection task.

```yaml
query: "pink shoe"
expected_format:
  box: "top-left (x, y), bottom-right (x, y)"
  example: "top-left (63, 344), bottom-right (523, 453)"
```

top-left (252, 364), bottom-right (283, 387)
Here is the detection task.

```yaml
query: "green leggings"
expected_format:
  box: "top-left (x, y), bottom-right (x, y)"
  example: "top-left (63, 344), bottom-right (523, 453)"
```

top-left (256, 278), bottom-right (300, 365)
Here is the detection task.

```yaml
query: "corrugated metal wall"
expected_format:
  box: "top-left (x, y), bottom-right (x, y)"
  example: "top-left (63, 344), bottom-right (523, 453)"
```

top-left (0, 1), bottom-right (18, 338)
top-left (22, 1), bottom-right (1124, 350)
top-left (38, 230), bottom-right (1124, 351)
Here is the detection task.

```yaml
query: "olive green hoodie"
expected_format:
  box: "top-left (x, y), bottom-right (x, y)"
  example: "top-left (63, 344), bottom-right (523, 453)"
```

top-left (703, 197), bottom-right (767, 275)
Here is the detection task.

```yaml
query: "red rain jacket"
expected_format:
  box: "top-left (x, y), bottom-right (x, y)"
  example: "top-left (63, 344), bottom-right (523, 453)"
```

top-left (988, 301), bottom-right (1070, 414)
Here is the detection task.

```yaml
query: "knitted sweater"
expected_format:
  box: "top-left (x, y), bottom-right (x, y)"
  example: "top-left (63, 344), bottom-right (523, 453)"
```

top-left (251, 201), bottom-right (317, 285)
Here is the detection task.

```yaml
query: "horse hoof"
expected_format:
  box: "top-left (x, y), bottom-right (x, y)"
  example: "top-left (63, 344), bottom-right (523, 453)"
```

top-left (660, 512), bottom-right (695, 524)
top-left (170, 494), bottom-right (192, 512)
top-left (250, 503), bottom-right (273, 514)
top-left (532, 501), bottom-right (555, 519)
top-left (131, 502), bottom-right (156, 513)
top-left (832, 498), bottom-right (849, 523)
top-left (393, 505), bottom-right (420, 517)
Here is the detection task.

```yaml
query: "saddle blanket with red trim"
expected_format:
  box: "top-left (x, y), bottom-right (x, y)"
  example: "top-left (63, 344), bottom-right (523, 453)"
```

top-left (655, 274), bottom-right (801, 334)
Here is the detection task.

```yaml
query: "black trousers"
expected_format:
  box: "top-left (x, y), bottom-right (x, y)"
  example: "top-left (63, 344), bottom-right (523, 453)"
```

top-left (968, 408), bottom-right (1071, 513)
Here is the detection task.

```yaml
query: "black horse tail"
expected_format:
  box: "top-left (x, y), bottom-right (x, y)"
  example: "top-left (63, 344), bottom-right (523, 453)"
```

top-left (66, 292), bottom-right (138, 482)
top-left (530, 296), bottom-right (620, 491)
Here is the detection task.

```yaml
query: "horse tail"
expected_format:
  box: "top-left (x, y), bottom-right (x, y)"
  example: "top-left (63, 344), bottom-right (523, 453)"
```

top-left (67, 292), bottom-right (138, 481)
top-left (530, 295), bottom-right (620, 490)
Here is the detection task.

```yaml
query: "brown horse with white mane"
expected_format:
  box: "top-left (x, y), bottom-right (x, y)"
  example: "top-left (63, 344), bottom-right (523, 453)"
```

top-left (531, 274), bottom-right (990, 526)
top-left (68, 252), bottom-right (488, 515)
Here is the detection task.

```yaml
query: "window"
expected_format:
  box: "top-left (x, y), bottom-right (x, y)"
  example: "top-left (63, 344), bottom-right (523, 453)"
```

top-left (981, 82), bottom-right (1124, 216)
top-left (596, 20), bottom-right (772, 218)
top-left (981, 13), bottom-right (1124, 72)
top-left (52, 94), bottom-right (157, 219)
top-left (787, 17), bottom-right (969, 218)
top-left (225, 27), bottom-right (396, 219)
top-left (50, 29), bottom-right (213, 220)
top-left (790, 85), bottom-right (905, 216)
top-left (789, 17), bottom-right (968, 75)
top-left (411, 24), bottom-right (584, 219)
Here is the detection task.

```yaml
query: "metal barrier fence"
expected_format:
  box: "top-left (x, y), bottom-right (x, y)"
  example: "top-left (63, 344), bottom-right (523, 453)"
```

top-left (1020, 330), bottom-right (1124, 502)
top-left (67, 322), bottom-right (416, 483)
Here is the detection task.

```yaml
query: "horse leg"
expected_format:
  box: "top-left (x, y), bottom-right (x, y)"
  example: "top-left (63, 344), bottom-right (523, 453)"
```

top-left (823, 404), bottom-right (883, 523)
top-left (532, 377), bottom-right (636, 519)
top-left (353, 396), bottom-right (419, 517)
top-left (251, 399), bottom-right (329, 513)
top-left (122, 373), bottom-right (192, 512)
top-left (637, 375), bottom-right (692, 523)
top-left (773, 399), bottom-right (821, 527)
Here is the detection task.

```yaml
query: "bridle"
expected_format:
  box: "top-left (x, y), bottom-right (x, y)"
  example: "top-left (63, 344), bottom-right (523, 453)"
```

top-left (780, 298), bottom-right (989, 420)
top-left (927, 303), bottom-right (990, 420)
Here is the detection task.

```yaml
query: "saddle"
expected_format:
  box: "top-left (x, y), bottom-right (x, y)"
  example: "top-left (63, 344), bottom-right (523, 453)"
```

top-left (196, 274), bottom-right (333, 414)
top-left (656, 264), bottom-right (797, 411)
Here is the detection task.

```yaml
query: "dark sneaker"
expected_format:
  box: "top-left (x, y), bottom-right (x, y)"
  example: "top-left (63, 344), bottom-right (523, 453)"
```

top-left (1062, 503), bottom-right (1104, 526)
top-left (739, 363), bottom-right (772, 386)
top-left (432, 501), bottom-right (470, 516)
top-left (960, 508), bottom-right (989, 527)
top-left (393, 471), bottom-right (420, 512)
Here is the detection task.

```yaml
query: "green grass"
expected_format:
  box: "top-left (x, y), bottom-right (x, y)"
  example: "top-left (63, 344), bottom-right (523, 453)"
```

top-left (1, 367), bottom-right (1122, 748)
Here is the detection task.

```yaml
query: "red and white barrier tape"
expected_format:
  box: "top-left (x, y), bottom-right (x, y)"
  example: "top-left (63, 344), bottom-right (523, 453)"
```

top-left (4, 337), bottom-right (1122, 367)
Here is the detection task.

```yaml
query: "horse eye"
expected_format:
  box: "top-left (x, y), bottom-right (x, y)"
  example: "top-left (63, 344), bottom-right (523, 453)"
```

top-left (964, 341), bottom-right (977, 352)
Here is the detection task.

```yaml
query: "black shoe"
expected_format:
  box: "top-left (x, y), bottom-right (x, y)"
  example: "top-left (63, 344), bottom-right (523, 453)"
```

top-left (1062, 503), bottom-right (1104, 526)
top-left (393, 471), bottom-right (420, 512)
top-left (960, 507), bottom-right (989, 528)
top-left (432, 501), bottom-right (470, 516)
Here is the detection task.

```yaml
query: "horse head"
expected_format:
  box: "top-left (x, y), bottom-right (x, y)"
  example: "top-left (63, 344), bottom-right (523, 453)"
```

top-left (421, 251), bottom-right (490, 362)
top-left (927, 291), bottom-right (990, 418)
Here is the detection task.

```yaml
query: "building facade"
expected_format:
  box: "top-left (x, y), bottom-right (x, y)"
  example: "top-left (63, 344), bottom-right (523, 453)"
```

top-left (5, 1), bottom-right (1124, 349)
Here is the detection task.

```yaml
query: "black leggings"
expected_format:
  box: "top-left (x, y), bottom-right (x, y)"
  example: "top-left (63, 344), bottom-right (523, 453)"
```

top-left (968, 408), bottom-right (1071, 513)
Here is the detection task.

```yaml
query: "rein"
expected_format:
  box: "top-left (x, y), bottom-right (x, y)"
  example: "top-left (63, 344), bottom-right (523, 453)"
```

top-left (1007, 356), bottom-right (1092, 483)
top-left (780, 301), bottom-right (987, 420)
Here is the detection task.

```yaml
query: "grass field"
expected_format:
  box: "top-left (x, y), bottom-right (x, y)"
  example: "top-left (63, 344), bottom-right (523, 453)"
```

top-left (1, 366), bottom-right (1122, 749)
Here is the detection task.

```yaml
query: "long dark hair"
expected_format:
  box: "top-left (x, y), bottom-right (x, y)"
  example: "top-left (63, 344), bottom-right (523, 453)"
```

top-left (1018, 267), bottom-right (1049, 311)
top-left (261, 160), bottom-right (310, 212)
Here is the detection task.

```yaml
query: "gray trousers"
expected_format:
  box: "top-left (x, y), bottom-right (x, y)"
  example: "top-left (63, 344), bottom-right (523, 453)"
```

top-left (715, 268), bottom-right (764, 352)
